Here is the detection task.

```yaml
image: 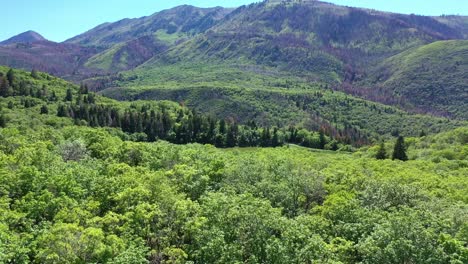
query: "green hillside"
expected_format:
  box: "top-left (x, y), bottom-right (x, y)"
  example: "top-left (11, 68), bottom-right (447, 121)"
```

top-left (365, 40), bottom-right (468, 119)
top-left (100, 60), bottom-right (466, 141)
top-left (87, 0), bottom-right (468, 125)
top-left (0, 67), bottom-right (467, 264)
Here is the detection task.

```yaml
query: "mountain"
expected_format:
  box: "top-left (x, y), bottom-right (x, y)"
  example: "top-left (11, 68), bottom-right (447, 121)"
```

top-left (0, 30), bottom-right (47, 45)
top-left (65, 5), bottom-right (233, 47)
top-left (0, 0), bottom-right (466, 128)
top-left (0, 41), bottom-right (102, 80)
top-left (98, 0), bottom-right (467, 125)
top-left (146, 0), bottom-right (464, 80)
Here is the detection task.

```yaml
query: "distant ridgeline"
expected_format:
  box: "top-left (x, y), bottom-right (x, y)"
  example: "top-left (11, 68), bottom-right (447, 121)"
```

top-left (0, 67), bottom-right (365, 150)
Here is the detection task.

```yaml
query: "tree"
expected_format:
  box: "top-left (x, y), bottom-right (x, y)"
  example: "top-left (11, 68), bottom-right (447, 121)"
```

top-left (31, 69), bottom-right (39, 79)
top-left (40, 105), bottom-right (49, 114)
top-left (318, 130), bottom-right (326, 149)
top-left (0, 114), bottom-right (6, 127)
top-left (0, 77), bottom-right (9, 97)
top-left (65, 88), bottom-right (73, 101)
top-left (392, 136), bottom-right (408, 161)
top-left (79, 83), bottom-right (89, 94)
top-left (375, 141), bottom-right (387, 160)
top-left (58, 139), bottom-right (88, 161)
top-left (226, 123), bottom-right (239, 147)
top-left (57, 104), bottom-right (68, 117)
top-left (6, 68), bottom-right (15, 86)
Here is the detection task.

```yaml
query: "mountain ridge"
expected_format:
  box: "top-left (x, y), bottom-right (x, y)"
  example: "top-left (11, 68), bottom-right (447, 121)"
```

top-left (0, 30), bottom-right (47, 45)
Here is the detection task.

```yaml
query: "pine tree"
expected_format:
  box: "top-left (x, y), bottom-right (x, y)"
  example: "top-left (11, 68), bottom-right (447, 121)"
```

top-left (375, 141), bottom-right (387, 160)
top-left (49, 91), bottom-right (57, 101)
top-left (6, 68), bottom-right (15, 86)
top-left (0, 114), bottom-right (6, 128)
top-left (392, 136), bottom-right (408, 161)
top-left (87, 93), bottom-right (95, 104)
top-left (226, 123), bottom-right (239, 147)
top-left (31, 69), bottom-right (39, 79)
top-left (318, 130), bottom-right (326, 149)
top-left (57, 104), bottom-right (68, 117)
top-left (40, 105), bottom-right (49, 114)
top-left (0, 77), bottom-right (9, 97)
top-left (271, 127), bottom-right (280, 147)
top-left (65, 88), bottom-right (73, 101)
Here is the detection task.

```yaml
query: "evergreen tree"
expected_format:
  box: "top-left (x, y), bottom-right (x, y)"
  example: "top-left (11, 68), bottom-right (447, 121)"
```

top-left (0, 77), bottom-right (9, 97)
top-left (87, 93), bottom-right (95, 104)
top-left (318, 130), bottom-right (326, 149)
top-left (392, 136), bottom-right (408, 161)
top-left (6, 68), bottom-right (15, 86)
top-left (271, 127), bottom-right (281, 147)
top-left (31, 69), bottom-right (39, 79)
top-left (65, 88), bottom-right (73, 101)
top-left (79, 83), bottom-right (89, 94)
top-left (49, 91), bottom-right (57, 101)
top-left (375, 141), bottom-right (387, 160)
top-left (261, 127), bottom-right (271, 147)
top-left (219, 119), bottom-right (226, 135)
top-left (57, 104), bottom-right (68, 117)
top-left (226, 123), bottom-right (239, 147)
top-left (0, 114), bottom-right (6, 127)
top-left (40, 105), bottom-right (49, 114)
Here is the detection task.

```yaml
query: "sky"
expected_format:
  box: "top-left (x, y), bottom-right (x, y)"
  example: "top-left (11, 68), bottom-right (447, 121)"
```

top-left (1, 0), bottom-right (467, 42)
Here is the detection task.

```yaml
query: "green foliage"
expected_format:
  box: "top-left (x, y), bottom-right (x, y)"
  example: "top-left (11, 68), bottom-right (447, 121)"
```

top-left (0, 67), bottom-right (466, 263)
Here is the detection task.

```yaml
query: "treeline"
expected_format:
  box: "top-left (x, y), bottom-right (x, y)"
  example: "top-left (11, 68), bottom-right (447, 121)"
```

top-left (56, 88), bottom-right (341, 149)
top-left (1, 68), bottom-right (347, 150)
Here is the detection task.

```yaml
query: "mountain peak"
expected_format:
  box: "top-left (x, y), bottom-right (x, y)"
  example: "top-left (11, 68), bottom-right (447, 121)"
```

top-left (0, 30), bottom-right (47, 45)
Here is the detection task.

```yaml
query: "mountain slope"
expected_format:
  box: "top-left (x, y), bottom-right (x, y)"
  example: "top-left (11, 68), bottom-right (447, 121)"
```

top-left (365, 40), bottom-right (468, 119)
top-left (0, 41), bottom-right (102, 80)
top-left (65, 5), bottom-right (233, 47)
top-left (101, 0), bottom-right (467, 126)
top-left (129, 0), bottom-right (466, 85)
top-left (100, 61), bottom-right (466, 141)
top-left (84, 35), bottom-right (169, 71)
top-left (0, 30), bottom-right (47, 45)
top-left (434, 15), bottom-right (468, 38)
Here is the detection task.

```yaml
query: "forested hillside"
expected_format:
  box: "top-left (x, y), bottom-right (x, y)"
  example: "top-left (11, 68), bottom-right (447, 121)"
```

top-left (0, 67), bottom-right (467, 263)
top-left (363, 40), bottom-right (468, 119)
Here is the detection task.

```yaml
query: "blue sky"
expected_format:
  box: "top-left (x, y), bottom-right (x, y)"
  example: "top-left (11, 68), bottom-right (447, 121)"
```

top-left (1, 0), bottom-right (467, 42)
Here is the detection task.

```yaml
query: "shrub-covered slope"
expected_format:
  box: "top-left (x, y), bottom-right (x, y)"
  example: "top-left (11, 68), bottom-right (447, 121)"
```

top-left (365, 40), bottom-right (468, 119)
